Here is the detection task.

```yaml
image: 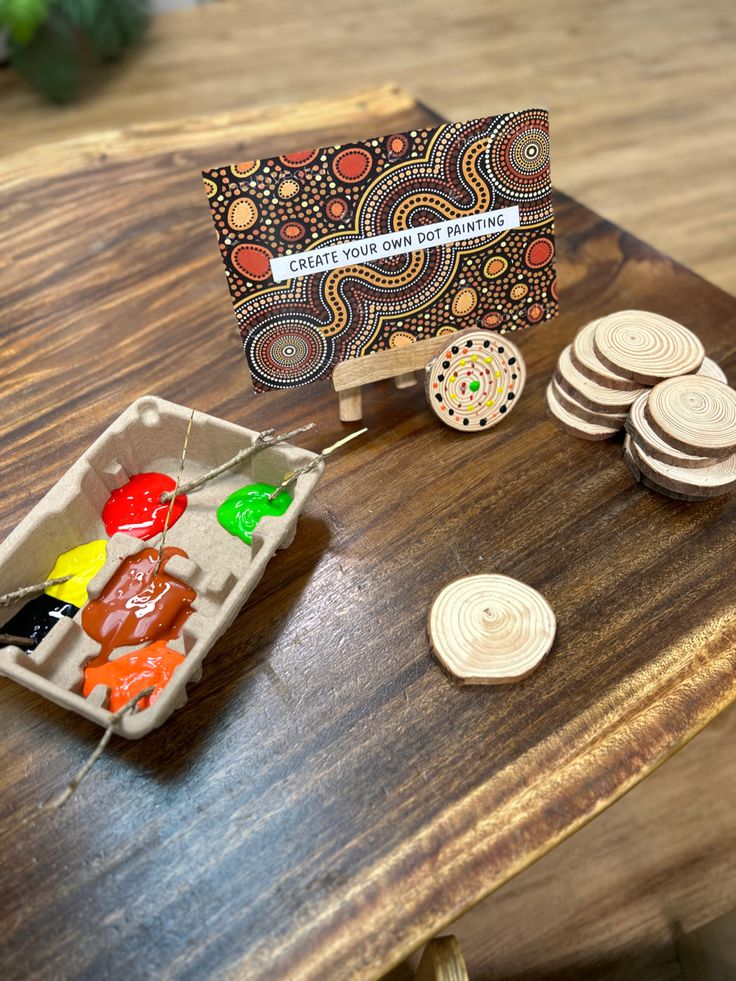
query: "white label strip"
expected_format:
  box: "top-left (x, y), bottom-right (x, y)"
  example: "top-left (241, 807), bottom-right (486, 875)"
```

top-left (269, 206), bottom-right (520, 283)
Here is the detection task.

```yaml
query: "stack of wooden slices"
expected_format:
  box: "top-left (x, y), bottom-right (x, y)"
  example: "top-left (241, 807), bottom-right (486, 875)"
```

top-left (546, 310), bottom-right (717, 440)
top-left (624, 375), bottom-right (736, 500)
top-left (546, 309), bottom-right (735, 500)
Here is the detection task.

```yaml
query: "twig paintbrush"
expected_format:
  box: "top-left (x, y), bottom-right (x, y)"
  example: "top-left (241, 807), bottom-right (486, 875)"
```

top-left (0, 633), bottom-right (34, 647)
top-left (268, 428), bottom-right (368, 501)
top-left (159, 423), bottom-right (316, 503)
top-left (42, 686), bottom-right (155, 813)
top-left (153, 408), bottom-right (195, 578)
top-left (0, 575), bottom-right (72, 609)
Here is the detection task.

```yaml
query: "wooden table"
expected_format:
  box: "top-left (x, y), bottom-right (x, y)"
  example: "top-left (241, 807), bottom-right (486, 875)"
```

top-left (1, 87), bottom-right (735, 980)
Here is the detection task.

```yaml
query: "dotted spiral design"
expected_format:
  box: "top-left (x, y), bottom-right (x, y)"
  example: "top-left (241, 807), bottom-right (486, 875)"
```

top-left (428, 574), bottom-right (556, 684)
top-left (245, 318), bottom-right (335, 389)
top-left (593, 310), bottom-right (704, 384)
top-left (426, 329), bottom-right (525, 432)
top-left (626, 392), bottom-right (712, 468)
top-left (647, 375), bottom-right (736, 456)
top-left (571, 319), bottom-right (641, 391)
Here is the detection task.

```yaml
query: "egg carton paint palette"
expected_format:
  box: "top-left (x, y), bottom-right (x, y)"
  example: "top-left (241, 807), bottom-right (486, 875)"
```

top-left (0, 396), bottom-right (324, 738)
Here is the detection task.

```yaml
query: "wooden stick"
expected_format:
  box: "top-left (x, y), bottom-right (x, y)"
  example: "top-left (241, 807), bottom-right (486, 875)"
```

top-left (154, 409), bottom-right (195, 577)
top-left (267, 428), bottom-right (367, 501)
top-left (42, 686), bottom-right (155, 813)
top-left (160, 423), bottom-right (316, 502)
top-left (0, 575), bottom-right (73, 609)
top-left (0, 633), bottom-right (34, 647)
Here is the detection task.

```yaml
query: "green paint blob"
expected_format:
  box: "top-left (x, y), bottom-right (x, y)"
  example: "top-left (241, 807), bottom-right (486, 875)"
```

top-left (469, 379), bottom-right (480, 393)
top-left (216, 482), bottom-right (292, 545)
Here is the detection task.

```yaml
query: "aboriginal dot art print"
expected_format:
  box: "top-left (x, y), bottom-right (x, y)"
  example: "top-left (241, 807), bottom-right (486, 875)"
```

top-left (203, 111), bottom-right (558, 392)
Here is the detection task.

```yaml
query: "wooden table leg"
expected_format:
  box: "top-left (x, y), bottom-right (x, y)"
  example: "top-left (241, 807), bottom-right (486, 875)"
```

top-left (394, 371), bottom-right (418, 389)
top-left (338, 386), bottom-right (363, 422)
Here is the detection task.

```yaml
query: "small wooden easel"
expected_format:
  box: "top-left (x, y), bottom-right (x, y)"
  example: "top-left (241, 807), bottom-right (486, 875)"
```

top-left (332, 334), bottom-right (447, 422)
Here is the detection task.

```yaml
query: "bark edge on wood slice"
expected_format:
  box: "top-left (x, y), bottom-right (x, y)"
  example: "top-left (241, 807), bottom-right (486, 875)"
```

top-left (545, 380), bottom-right (621, 441)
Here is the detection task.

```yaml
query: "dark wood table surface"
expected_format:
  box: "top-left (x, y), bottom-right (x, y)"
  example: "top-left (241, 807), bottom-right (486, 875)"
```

top-left (1, 87), bottom-right (735, 980)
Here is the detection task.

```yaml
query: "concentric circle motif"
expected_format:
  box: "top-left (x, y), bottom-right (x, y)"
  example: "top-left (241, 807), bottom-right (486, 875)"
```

top-left (332, 147), bottom-right (373, 183)
top-left (388, 331), bottom-right (415, 349)
top-left (484, 256), bottom-right (508, 279)
top-left (227, 197), bottom-right (258, 231)
top-left (386, 133), bottom-right (410, 158)
top-left (646, 375), bottom-right (736, 456)
top-left (593, 310), bottom-right (704, 384)
top-left (525, 237), bottom-right (554, 269)
top-left (481, 311), bottom-right (504, 329)
top-left (425, 329), bottom-right (525, 432)
top-left (451, 286), bottom-right (478, 317)
top-left (278, 178), bottom-right (300, 200)
top-left (203, 177), bottom-right (217, 198)
top-left (230, 161), bottom-right (259, 178)
top-left (279, 221), bottom-right (305, 243)
top-left (484, 110), bottom-right (551, 217)
top-left (428, 574), bottom-right (556, 684)
top-left (325, 196), bottom-right (349, 221)
top-left (231, 243), bottom-right (272, 282)
top-left (280, 149), bottom-right (319, 168)
top-left (245, 320), bottom-right (335, 389)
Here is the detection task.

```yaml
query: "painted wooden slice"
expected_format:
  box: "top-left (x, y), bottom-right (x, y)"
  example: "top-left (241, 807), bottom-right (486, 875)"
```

top-left (697, 356), bottom-right (728, 385)
top-left (571, 318), bottom-right (641, 391)
top-left (545, 381), bottom-right (620, 441)
top-left (556, 344), bottom-right (644, 413)
top-left (428, 574), bottom-right (556, 684)
top-left (622, 438), bottom-right (710, 501)
top-left (425, 329), bottom-right (525, 432)
top-left (625, 433), bottom-right (736, 498)
top-left (646, 375), bottom-right (736, 457)
top-left (593, 310), bottom-right (704, 384)
top-left (625, 391), bottom-right (713, 468)
top-left (552, 377), bottom-right (627, 428)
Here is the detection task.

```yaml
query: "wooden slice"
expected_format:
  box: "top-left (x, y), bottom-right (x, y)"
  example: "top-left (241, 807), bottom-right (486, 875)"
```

top-left (625, 432), bottom-right (736, 498)
top-left (570, 318), bottom-right (641, 391)
top-left (556, 344), bottom-right (645, 413)
top-left (646, 375), bottom-right (736, 457)
top-left (622, 438), bottom-right (710, 501)
top-left (428, 574), bottom-right (555, 684)
top-left (425, 329), bottom-right (525, 432)
top-left (545, 381), bottom-right (620, 441)
top-left (552, 377), bottom-right (627, 428)
top-left (696, 356), bottom-right (728, 385)
top-left (625, 391), bottom-right (714, 468)
top-left (593, 310), bottom-right (704, 384)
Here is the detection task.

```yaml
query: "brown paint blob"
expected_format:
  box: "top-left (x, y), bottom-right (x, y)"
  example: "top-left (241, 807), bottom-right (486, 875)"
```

top-left (81, 547), bottom-right (195, 667)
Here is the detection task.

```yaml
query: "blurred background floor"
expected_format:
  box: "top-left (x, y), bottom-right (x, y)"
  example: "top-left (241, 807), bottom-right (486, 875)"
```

top-left (2, 2), bottom-right (736, 978)
top-left (1, 0), bottom-right (735, 294)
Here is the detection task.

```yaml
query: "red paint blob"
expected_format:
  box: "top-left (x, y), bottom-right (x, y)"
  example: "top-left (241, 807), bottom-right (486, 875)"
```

top-left (82, 546), bottom-right (195, 667)
top-left (102, 472), bottom-right (187, 540)
top-left (83, 640), bottom-right (185, 712)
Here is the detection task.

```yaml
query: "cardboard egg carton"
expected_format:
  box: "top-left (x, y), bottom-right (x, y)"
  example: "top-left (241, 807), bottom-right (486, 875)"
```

top-left (0, 396), bottom-right (324, 737)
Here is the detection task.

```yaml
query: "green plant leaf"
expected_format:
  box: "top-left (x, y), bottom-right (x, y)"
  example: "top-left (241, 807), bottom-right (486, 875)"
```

top-left (57, 0), bottom-right (150, 60)
top-left (9, 11), bottom-right (79, 103)
top-left (0, 0), bottom-right (50, 43)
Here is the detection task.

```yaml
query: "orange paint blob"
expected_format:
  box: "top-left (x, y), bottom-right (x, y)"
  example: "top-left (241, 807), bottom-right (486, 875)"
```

top-left (83, 641), bottom-right (185, 712)
top-left (82, 547), bottom-right (195, 667)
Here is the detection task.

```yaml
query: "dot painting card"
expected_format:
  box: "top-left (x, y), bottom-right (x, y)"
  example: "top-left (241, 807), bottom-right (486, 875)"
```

top-left (203, 110), bottom-right (557, 392)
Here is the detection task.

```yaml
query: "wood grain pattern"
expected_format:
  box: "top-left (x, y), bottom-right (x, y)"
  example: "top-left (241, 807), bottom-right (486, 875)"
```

top-left (1, 88), bottom-right (736, 981)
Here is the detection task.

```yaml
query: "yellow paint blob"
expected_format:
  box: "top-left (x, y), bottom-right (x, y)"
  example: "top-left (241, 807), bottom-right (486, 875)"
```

top-left (45, 540), bottom-right (108, 608)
